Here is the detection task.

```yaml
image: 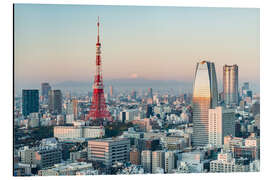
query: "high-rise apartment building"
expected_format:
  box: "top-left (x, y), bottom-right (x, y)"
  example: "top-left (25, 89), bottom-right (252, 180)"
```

top-left (208, 106), bottom-right (235, 147)
top-left (48, 90), bottom-right (62, 114)
top-left (22, 89), bottom-right (39, 117)
top-left (223, 64), bottom-right (238, 106)
top-left (152, 150), bottom-right (164, 173)
top-left (192, 61), bottom-right (218, 146)
top-left (41, 83), bottom-right (51, 101)
top-left (164, 151), bottom-right (175, 173)
top-left (141, 150), bottom-right (152, 173)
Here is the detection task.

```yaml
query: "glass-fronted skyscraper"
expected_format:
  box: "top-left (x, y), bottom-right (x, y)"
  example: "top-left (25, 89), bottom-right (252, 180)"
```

top-left (192, 61), bottom-right (218, 147)
top-left (48, 90), bottom-right (62, 114)
top-left (22, 89), bottom-right (39, 117)
top-left (41, 82), bottom-right (51, 101)
top-left (223, 64), bottom-right (239, 106)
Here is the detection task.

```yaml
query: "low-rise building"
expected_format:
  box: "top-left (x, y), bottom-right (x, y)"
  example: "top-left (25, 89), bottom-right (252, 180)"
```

top-left (38, 162), bottom-right (94, 176)
top-left (54, 125), bottom-right (104, 139)
top-left (210, 151), bottom-right (250, 173)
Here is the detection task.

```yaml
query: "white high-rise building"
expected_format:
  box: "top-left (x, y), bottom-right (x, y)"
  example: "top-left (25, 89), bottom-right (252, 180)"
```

top-left (151, 150), bottom-right (164, 173)
top-left (164, 151), bottom-right (175, 173)
top-left (141, 150), bottom-right (152, 173)
top-left (208, 106), bottom-right (235, 147)
top-left (192, 61), bottom-right (218, 146)
top-left (29, 112), bottom-right (39, 128)
top-left (66, 114), bottom-right (74, 124)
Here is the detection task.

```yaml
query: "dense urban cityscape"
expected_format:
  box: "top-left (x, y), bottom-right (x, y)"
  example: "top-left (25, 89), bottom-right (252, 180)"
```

top-left (14, 14), bottom-right (260, 176)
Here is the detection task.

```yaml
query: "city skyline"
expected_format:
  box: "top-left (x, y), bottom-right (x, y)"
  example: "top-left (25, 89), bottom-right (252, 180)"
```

top-left (14, 4), bottom-right (260, 93)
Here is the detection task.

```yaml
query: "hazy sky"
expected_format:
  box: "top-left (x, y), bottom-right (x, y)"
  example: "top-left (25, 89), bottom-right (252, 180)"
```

top-left (14, 4), bottom-right (259, 88)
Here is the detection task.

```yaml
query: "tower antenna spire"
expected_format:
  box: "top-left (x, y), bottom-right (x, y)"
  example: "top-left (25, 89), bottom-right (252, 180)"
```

top-left (97, 16), bottom-right (100, 43)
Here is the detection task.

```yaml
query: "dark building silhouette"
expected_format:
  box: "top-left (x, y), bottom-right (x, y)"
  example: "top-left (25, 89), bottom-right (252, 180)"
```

top-left (22, 89), bottom-right (39, 117)
top-left (146, 105), bottom-right (153, 118)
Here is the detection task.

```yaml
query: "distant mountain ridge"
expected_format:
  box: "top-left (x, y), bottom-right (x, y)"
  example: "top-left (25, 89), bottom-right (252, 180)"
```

top-left (52, 78), bottom-right (192, 88)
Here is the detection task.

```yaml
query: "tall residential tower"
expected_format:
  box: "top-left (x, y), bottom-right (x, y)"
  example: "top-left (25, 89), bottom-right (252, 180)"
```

top-left (192, 61), bottom-right (218, 147)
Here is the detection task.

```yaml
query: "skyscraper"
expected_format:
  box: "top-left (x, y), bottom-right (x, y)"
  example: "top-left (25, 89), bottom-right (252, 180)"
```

top-left (208, 106), bottom-right (235, 147)
top-left (48, 90), bottom-right (62, 114)
top-left (22, 89), bottom-right (39, 117)
top-left (223, 64), bottom-right (239, 106)
top-left (72, 99), bottom-right (78, 120)
top-left (192, 61), bottom-right (218, 147)
top-left (148, 88), bottom-right (153, 99)
top-left (109, 85), bottom-right (113, 98)
top-left (41, 82), bottom-right (51, 101)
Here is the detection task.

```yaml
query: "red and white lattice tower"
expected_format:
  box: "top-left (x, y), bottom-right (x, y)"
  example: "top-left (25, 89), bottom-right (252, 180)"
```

top-left (87, 17), bottom-right (111, 125)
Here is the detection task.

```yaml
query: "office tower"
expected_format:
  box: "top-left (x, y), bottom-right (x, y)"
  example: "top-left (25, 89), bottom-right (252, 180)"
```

top-left (141, 150), bottom-right (152, 173)
top-left (22, 89), bottom-right (39, 117)
top-left (41, 82), bottom-right (51, 101)
top-left (148, 88), bottom-right (153, 99)
top-left (131, 89), bottom-right (137, 99)
top-left (223, 64), bottom-right (239, 106)
top-left (145, 104), bottom-right (153, 118)
top-left (87, 17), bottom-right (111, 125)
top-left (192, 61), bottom-right (218, 146)
top-left (243, 82), bottom-right (249, 90)
top-left (109, 85), bottom-right (113, 97)
top-left (88, 138), bottom-right (130, 167)
top-left (164, 151), bottom-right (175, 173)
top-left (72, 99), bottom-right (78, 119)
top-left (152, 150), bottom-right (164, 173)
top-left (241, 82), bottom-right (249, 96)
top-left (208, 106), bottom-right (235, 147)
top-left (246, 90), bottom-right (253, 98)
top-left (130, 148), bottom-right (141, 165)
top-left (66, 101), bottom-right (74, 115)
top-left (48, 90), bottom-right (62, 114)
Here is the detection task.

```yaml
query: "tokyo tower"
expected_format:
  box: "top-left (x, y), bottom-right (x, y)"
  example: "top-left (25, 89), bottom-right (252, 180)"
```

top-left (87, 17), bottom-right (111, 125)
